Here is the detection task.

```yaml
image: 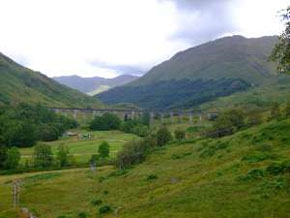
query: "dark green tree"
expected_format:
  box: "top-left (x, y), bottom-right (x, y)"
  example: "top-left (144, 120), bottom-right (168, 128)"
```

top-left (270, 6), bottom-right (290, 74)
top-left (0, 146), bottom-right (7, 169)
top-left (156, 127), bottom-right (172, 146)
top-left (33, 144), bottom-right (53, 168)
top-left (90, 113), bottom-right (121, 131)
top-left (4, 147), bottom-right (21, 170)
top-left (98, 141), bottom-right (110, 159)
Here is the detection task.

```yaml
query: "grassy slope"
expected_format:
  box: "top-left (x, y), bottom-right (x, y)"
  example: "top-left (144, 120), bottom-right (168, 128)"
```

top-left (97, 36), bottom-right (280, 109)
top-left (129, 36), bottom-right (278, 87)
top-left (0, 53), bottom-right (103, 108)
top-left (199, 76), bottom-right (290, 110)
top-left (1, 118), bottom-right (290, 218)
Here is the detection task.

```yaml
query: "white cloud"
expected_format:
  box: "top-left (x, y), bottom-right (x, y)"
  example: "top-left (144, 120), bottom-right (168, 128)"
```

top-left (0, 0), bottom-right (289, 78)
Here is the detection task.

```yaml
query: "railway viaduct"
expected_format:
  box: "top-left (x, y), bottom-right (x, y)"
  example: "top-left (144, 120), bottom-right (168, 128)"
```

top-left (50, 107), bottom-right (218, 124)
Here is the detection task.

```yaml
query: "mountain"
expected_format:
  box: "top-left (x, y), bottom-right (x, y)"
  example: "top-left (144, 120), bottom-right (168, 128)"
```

top-left (0, 52), bottom-right (103, 108)
top-left (97, 35), bottom-right (278, 110)
top-left (53, 74), bottom-right (139, 95)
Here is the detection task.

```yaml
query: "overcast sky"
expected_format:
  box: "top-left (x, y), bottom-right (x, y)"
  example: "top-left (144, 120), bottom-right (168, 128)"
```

top-left (0, 0), bottom-right (289, 78)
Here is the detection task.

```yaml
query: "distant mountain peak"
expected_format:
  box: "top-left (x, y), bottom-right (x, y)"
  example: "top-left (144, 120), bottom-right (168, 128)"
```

top-left (97, 35), bottom-right (278, 110)
top-left (53, 74), bottom-right (139, 94)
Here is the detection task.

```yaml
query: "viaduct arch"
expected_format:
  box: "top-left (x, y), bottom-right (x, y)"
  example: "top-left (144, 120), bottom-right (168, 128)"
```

top-left (49, 107), bottom-right (218, 124)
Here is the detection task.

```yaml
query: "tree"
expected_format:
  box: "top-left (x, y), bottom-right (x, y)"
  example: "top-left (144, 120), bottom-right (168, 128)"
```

top-left (90, 113), bottom-right (121, 131)
top-left (4, 147), bottom-right (21, 170)
top-left (0, 146), bottom-right (7, 169)
top-left (33, 144), bottom-right (53, 168)
top-left (270, 7), bottom-right (290, 74)
top-left (56, 144), bottom-right (70, 167)
top-left (174, 129), bottom-right (186, 141)
top-left (98, 141), bottom-right (110, 159)
top-left (156, 127), bottom-right (172, 146)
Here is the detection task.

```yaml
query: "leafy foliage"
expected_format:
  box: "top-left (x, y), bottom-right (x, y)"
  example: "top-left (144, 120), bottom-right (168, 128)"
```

top-left (98, 141), bottom-right (110, 159)
top-left (4, 147), bottom-right (20, 169)
top-left (33, 144), bottom-right (53, 168)
top-left (174, 129), bottom-right (186, 141)
top-left (57, 144), bottom-right (70, 167)
top-left (156, 127), bottom-right (173, 146)
top-left (270, 7), bottom-right (290, 74)
top-left (0, 104), bottom-right (78, 147)
top-left (90, 113), bottom-right (121, 131)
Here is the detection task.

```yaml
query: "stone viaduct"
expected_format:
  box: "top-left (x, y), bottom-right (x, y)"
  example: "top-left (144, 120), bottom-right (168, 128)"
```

top-left (49, 107), bottom-right (218, 124)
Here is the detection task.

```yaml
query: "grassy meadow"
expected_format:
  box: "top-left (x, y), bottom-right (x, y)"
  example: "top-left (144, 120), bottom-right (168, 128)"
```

top-left (0, 118), bottom-right (290, 218)
top-left (19, 130), bottom-right (139, 165)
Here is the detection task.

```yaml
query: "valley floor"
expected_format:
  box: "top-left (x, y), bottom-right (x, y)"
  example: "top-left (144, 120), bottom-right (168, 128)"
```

top-left (0, 118), bottom-right (290, 218)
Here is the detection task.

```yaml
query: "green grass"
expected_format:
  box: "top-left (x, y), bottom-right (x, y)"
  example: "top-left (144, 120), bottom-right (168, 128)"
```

top-left (1, 118), bottom-right (290, 217)
top-left (19, 130), bottom-right (139, 165)
top-left (0, 52), bottom-right (103, 108)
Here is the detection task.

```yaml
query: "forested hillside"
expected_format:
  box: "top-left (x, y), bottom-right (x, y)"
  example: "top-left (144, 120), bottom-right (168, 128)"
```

top-left (0, 53), bottom-right (103, 108)
top-left (98, 36), bottom-right (279, 109)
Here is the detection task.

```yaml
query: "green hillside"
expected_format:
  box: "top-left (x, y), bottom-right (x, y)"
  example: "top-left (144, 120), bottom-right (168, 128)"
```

top-left (199, 76), bottom-right (290, 110)
top-left (1, 118), bottom-right (290, 218)
top-left (132, 35), bottom-right (277, 86)
top-left (98, 36), bottom-right (279, 109)
top-left (0, 52), bottom-right (103, 108)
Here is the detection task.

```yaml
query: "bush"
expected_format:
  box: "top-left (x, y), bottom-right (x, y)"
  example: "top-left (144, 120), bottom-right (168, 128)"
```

top-left (77, 212), bottom-right (88, 218)
top-left (156, 127), bottom-right (172, 146)
top-left (204, 109), bottom-right (246, 138)
top-left (0, 146), bottom-right (7, 169)
top-left (33, 144), bottom-right (53, 168)
top-left (269, 103), bottom-right (282, 120)
top-left (98, 141), bottom-right (110, 159)
top-left (132, 125), bottom-right (150, 137)
top-left (91, 199), bottom-right (103, 206)
top-left (174, 129), bottom-right (186, 141)
top-left (56, 144), bottom-right (70, 167)
top-left (121, 120), bottom-right (150, 137)
top-left (116, 140), bottom-right (147, 170)
top-left (99, 205), bottom-right (112, 214)
top-left (4, 147), bottom-right (20, 169)
top-left (146, 174), bottom-right (158, 181)
top-left (90, 113), bottom-right (121, 131)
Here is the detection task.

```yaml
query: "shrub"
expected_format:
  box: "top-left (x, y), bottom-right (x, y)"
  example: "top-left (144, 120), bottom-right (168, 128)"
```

top-left (174, 129), bottom-right (186, 141)
top-left (116, 140), bottom-right (147, 170)
top-left (33, 144), bottom-right (53, 168)
top-left (77, 212), bottom-right (88, 218)
top-left (98, 141), bottom-right (110, 159)
top-left (132, 125), bottom-right (150, 137)
top-left (240, 168), bottom-right (266, 181)
top-left (269, 103), bottom-right (282, 120)
top-left (0, 146), bottom-right (7, 169)
top-left (91, 199), bottom-right (103, 206)
top-left (56, 144), bottom-right (70, 167)
top-left (4, 147), bottom-right (21, 169)
top-left (146, 174), bottom-right (158, 181)
top-left (204, 109), bottom-right (246, 138)
top-left (156, 127), bottom-right (172, 146)
top-left (99, 205), bottom-right (112, 214)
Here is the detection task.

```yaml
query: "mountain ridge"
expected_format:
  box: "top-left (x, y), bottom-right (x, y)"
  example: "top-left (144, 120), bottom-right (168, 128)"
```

top-left (0, 52), bottom-right (103, 108)
top-left (97, 35), bottom-right (279, 109)
top-left (53, 74), bottom-right (139, 94)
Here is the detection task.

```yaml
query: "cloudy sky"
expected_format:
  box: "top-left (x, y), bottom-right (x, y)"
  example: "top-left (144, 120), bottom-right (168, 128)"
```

top-left (0, 0), bottom-right (289, 78)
